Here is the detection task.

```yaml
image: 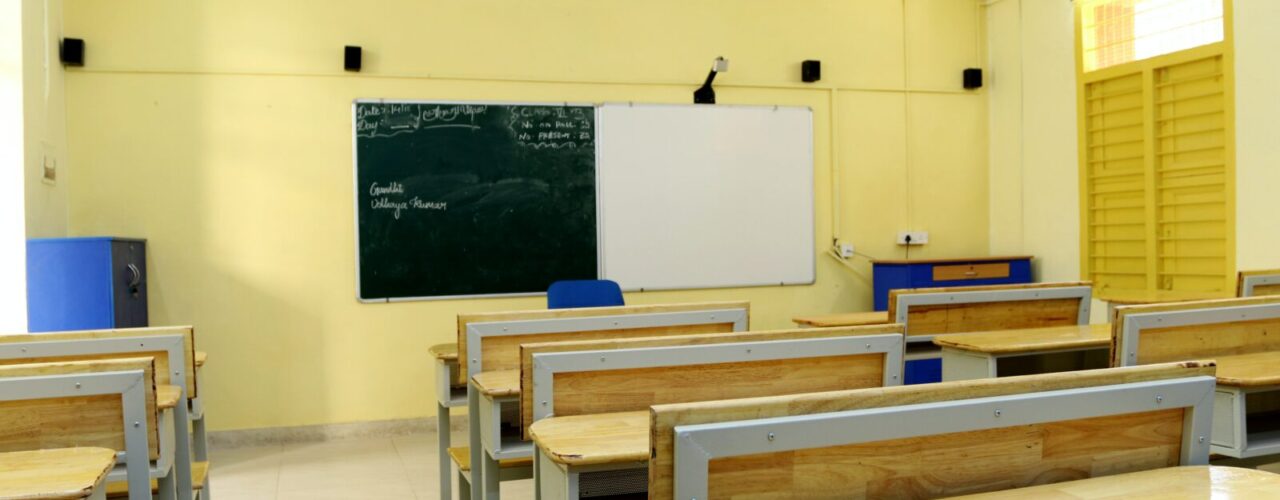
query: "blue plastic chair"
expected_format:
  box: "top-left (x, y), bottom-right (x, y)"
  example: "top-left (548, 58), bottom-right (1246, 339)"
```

top-left (546, 280), bottom-right (625, 309)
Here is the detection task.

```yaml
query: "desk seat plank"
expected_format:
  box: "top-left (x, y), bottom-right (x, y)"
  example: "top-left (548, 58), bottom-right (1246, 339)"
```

top-left (0, 448), bottom-right (115, 500)
top-left (104, 461), bottom-right (209, 497)
top-left (934, 324), bottom-right (1112, 355)
top-left (446, 447), bottom-right (531, 472)
top-left (791, 311), bottom-right (889, 328)
top-left (471, 370), bottom-right (519, 397)
top-left (429, 343), bottom-right (458, 362)
top-left (950, 466), bottom-right (1280, 499)
top-left (1212, 351), bottom-right (1280, 388)
top-left (529, 411), bottom-right (649, 467)
top-left (156, 385), bottom-right (181, 411)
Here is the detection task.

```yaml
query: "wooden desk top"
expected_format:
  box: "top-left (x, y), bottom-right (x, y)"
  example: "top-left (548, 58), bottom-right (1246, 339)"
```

top-left (0, 447), bottom-right (116, 500)
top-left (1101, 289), bottom-right (1233, 305)
top-left (429, 343), bottom-right (458, 361)
top-left (194, 351), bottom-right (207, 368)
top-left (1213, 351), bottom-right (1280, 387)
top-left (871, 255), bottom-right (1033, 265)
top-left (529, 410), bottom-right (649, 467)
top-left (951, 466), bottom-right (1280, 499)
top-left (157, 385), bottom-right (181, 410)
top-left (791, 310), bottom-right (890, 328)
top-left (471, 369), bottom-right (519, 397)
top-left (933, 324), bottom-right (1111, 355)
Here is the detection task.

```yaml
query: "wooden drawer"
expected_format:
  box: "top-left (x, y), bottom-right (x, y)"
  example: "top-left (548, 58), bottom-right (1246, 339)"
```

top-left (933, 263), bottom-right (1011, 282)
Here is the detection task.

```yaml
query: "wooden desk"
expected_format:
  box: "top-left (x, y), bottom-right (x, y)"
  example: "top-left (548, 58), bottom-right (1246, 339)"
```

top-left (157, 385), bottom-right (182, 411)
top-left (529, 411), bottom-right (649, 467)
top-left (430, 342), bottom-right (465, 500)
top-left (791, 310), bottom-right (889, 328)
top-left (0, 448), bottom-right (116, 500)
top-left (935, 324), bottom-right (1112, 381)
top-left (472, 370), bottom-right (519, 397)
top-left (951, 466), bottom-right (1280, 499)
top-left (1207, 352), bottom-right (1280, 458)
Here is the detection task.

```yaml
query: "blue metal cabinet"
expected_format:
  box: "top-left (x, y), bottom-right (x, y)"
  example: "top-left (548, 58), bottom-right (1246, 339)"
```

top-left (872, 256), bottom-right (1034, 311)
top-left (27, 237), bottom-right (148, 332)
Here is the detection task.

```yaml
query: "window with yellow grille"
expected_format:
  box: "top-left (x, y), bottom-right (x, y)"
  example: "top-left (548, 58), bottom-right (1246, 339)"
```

top-left (1077, 0), bottom-right (1233, 297)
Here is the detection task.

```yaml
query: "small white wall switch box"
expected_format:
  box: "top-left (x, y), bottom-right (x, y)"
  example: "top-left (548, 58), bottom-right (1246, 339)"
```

top-left (838, 243), bottom-right (855, 258)
top-left (897, 231), bottom-right (928, 245)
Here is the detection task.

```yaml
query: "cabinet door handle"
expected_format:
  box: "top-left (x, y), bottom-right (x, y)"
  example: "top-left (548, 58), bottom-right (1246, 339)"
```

top-left (964, 271), bottom-right (977, 277)
top-left (127, 264), bottom-right (142, 287)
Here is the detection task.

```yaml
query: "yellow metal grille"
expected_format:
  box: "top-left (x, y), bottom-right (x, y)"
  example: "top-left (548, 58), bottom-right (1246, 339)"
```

top-left (1154, 55), bottom-right (1227, 292)
top-left (1085, 72), bottom-right (1149, 291)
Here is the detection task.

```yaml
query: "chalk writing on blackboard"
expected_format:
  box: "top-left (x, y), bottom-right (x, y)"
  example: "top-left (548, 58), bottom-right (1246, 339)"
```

top-left (507, 106), bottom-right (594, 150)
top-left (356, 104), bottom-right (488, 138)
top-left (368, 181), bottom-right (447, 220)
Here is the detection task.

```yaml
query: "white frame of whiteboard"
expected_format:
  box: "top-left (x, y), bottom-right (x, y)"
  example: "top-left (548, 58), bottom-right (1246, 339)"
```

top-left (351, 98), bottom-right (604, 303)
top-left (595, 102), bottom-right (816, 292)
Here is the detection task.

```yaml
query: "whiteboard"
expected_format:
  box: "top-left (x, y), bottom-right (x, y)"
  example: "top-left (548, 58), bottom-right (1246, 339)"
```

top-left (597, 103), bottom-right (815, 291)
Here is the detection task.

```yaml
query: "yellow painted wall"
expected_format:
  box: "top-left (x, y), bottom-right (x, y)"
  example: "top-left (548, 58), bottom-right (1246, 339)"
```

top-left (62, 0), bottom-right (989, 430)
top-left (985, 0), bottom-right (1079, 283)
top-left (1234, 0), bottom-right (1280, 270)
top-left (23, 0), bottom-right (69, 239)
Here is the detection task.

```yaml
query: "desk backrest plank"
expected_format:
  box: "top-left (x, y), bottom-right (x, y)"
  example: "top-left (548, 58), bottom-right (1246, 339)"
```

top-left (649, 360), bottom-right (1214, 499)
top-left (1237, 269), bottom-right (1280, 297)
top-left (1110, 296), bottom-right (1280, 366)
top-left (705, 409), bottom-right (1184, 498)
top-left (887, 282), bottom-right (1090, 337)
top-left (0, 358), bottom-right (160, 460)
top-left (458, 301), bottom-right (748, 375)
top-left (0, 326), bottom-right (197, 399)
top-left (519, 325), bottom-right (902, 435)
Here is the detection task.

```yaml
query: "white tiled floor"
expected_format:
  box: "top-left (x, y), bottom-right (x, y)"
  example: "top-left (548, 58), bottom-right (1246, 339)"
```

top-left (209, 428), bottom-right (533, 500)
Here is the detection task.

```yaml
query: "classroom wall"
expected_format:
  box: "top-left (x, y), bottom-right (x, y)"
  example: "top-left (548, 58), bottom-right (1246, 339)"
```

top-left (22, 0), bottom-right (69, 239)
top-left (2, 0), bottom-right (30, 331)
top-left (1233, 0), bottom-right (1280, 270)
top-left (989, 0), bottom-right (1280, 287)
top-left (985, 0), bottom-right (1079, 283)
top-left (61, 0), bottom-right (989, 430)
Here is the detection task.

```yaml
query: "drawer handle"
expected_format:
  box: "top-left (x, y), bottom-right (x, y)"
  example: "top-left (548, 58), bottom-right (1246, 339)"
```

top-left (964, 271), bottom-right (977, 277)
top-left (127, 264), bottom-right (142, 287)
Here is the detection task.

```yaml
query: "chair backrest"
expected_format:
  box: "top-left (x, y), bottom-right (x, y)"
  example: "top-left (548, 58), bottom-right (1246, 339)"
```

top-left (887, 282), bottom-right (1092, 338)
top-left (457, 301), bottom-right (749, 376)
top-left (1111, 295), bottom-right (1280, 366)
top-left (546, 279), bottom-right (625, 309)
top-left (0, 326), bottom-right (198, 399)
top-left (0, 357), bottom-right (161, 461)
top-left (519, 324), bottom-right (904, 438)
top-left (1237, 269), bottom-right (1280, 297)
top-left (650, 361), bottom-right (1216, 499)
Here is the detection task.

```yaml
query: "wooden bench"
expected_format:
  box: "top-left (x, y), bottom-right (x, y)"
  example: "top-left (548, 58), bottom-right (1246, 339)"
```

top-left (0, 328), bottom-right (207, 499)
top-left (525, 324), bottom-right (905, 498)
top-left (649, 361), bottom-right (1215, 499)
top-left (0, 358), bottom-right (164, 500)
top-left (935, 323), bottom-right (1112, 381)
top-left (0, 448), bottom-right (117, 500)
top-left (1112, 295), bottom-right (1280, 458)
top-left (1238, 269), bottom-right (1280, 297)
top-left (950, 465), bottom-right (1280, 499)
top-left (454, 301), bottom-right (749, 500)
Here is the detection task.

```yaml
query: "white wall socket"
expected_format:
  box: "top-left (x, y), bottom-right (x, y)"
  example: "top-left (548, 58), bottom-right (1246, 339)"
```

top-left (896, 231), bottom-right (928, 245)
top-left (837, 243), bottom-right (855, 258)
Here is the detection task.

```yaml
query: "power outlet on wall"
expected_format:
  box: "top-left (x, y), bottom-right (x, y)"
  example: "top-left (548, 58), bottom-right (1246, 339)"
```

top-left (896, 231), bottom-right (928, 245)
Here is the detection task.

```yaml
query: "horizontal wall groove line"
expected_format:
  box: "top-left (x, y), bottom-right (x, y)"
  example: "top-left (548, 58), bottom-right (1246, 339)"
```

top-left (65, 68), bottom-right (979, 96)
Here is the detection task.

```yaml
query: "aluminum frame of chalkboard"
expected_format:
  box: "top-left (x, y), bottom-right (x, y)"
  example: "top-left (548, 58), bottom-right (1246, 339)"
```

top-left (352, 99), bottom-right (603, 303)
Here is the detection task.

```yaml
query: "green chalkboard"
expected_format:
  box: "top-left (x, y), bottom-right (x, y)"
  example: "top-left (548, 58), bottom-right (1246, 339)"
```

top-left (354, 101), bottom-right (598, 301)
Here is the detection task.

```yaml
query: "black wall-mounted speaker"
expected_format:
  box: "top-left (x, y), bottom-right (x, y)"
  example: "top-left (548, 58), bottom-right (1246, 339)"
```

top-left (60, 38), bottom-right (85, 67)
top-left (802, 60), bottom-right (821, 83)
top-left (963, 68), bottom-right (983, 89)
top-left (344, 46), bottom-right (362, 72)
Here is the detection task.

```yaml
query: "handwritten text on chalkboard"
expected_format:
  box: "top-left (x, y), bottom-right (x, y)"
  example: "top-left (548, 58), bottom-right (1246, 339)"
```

top-left (356, 104), bottom-right (489, 138)
top-left (368, 181), bottom-right (446, 220)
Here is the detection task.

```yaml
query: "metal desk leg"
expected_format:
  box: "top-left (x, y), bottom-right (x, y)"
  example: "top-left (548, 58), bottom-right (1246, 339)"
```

top-left (468, 383), bottom-right (483, 500)
top-left (482, 449), bottom-right (500, 500)
top-left (438, 402), bottom-right (452, 500)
